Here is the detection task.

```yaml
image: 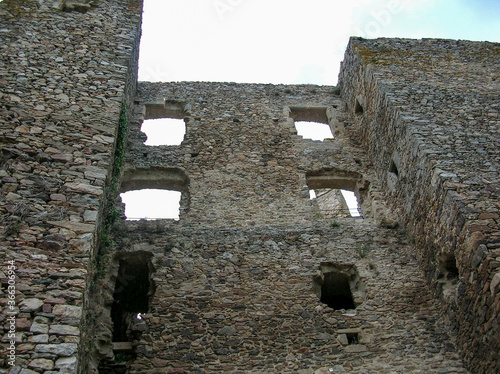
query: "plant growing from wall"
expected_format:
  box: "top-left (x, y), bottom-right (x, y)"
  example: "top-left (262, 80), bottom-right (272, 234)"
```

top-left (98, 102), bottom-right (128, 264)
top-left (357, 243), bottom-right (369, 258)
top-left (80, 102), bottom-right (129, 374)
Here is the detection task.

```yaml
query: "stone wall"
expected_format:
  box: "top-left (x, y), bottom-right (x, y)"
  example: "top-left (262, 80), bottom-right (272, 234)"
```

top-left (90, 81), bottom-right (469, 373)
top-left (0, 2), bottom-right (497, 372)
top-left (0, 0), bottom-right (142, 372)
top-left (123, 82), bottom-right (370, 227)
top-left (108, 220), bottom-right (467, 374)
top-left (339, 37), bottom-right (500, 373)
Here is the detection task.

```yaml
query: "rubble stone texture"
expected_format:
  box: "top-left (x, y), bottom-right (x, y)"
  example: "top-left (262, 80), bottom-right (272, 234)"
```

top-left (0, 0), bottom-right (141, 372)
top-left (0, 2), bottom-right (498, 374)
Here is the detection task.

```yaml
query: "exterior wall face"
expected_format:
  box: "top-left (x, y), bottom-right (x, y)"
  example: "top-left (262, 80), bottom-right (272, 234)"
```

top-left (339, 38), bottom-right (500, 373)
top-left (0, 0), bottom-right (142, 372)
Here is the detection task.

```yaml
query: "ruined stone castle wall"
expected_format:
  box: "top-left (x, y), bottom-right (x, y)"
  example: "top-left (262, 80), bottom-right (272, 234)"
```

top-left (92, 81), bottom-right (469, 373)
top-left (0, 2), bottom-right (497, 372)
top-left (339, 37), bottom-right (500, 373)
top-left (123, 82), bottom-right (373, 227)
top-left (0, 0), bottom-right (142, 372)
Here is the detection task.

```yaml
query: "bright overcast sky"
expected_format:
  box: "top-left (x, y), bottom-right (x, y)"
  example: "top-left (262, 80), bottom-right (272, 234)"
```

top-left (138, 0), bottom-right (500, 85)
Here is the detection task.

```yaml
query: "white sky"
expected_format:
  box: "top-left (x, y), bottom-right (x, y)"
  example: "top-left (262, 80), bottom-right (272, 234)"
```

top-left (121, 189), bottom-right (181, 219)
top-left (138, 0), bottom-right (500, 85)
top-left (295, 121), bottom-right (334, 140)
top-left (141, 118), bottom-right (186, 145)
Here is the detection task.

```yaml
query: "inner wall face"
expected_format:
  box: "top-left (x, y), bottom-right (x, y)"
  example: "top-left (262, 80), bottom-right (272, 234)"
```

top-left (104, 81), bottom-right (470, 374)
top-left (112, 223), bottom-right (463, 374)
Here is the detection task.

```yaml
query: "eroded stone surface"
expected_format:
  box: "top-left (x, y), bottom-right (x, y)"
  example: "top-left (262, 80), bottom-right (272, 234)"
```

top-left (0, 0), bottom-right (142, 372)
top-left (0, 3), bottom-right (497, 372)
top-left (340, 38), bottom-right (500, 373)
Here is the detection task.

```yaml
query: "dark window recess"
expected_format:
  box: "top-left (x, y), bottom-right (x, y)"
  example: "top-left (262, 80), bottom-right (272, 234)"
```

top-left (389, 160), bottom-right (399, 177)
top-left (355, 99), bottom-right (363, 114)
top-left (313, 263), bottom-right (364, 311)
top-left (346, 332), bottom-right (359, 345)
top-left (320, 271), bottom-right (355, 310)
top-left (111, 254), bottom-right (154, 342)
top-left (99, 253), bottom-right (155, 374)
top-left (438, 253), bottom-right (459, 280)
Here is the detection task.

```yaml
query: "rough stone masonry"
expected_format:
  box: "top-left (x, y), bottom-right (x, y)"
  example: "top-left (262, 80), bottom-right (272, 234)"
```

top-left (0, 1), bottom-right (498, 374)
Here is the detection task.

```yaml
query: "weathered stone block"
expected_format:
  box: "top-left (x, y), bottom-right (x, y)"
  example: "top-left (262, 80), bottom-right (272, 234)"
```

top-left (34, 343), bottom-right (78, 356)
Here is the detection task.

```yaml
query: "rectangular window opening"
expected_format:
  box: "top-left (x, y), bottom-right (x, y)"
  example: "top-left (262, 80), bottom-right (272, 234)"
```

top-left (289, 106), bottom-right (334, 140)
top-left (120, 189), bottom-right (181, 220)
top-left (99, 253), bottom-right (155, 372)
top-left (313, 263), bottom-right (364, 311)
top-left (295, 121), bottom-right (334, 141)
top-left (141, 118), bottom-right (186, 146)
top-left (309, 188), bottom-right (362, 218)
